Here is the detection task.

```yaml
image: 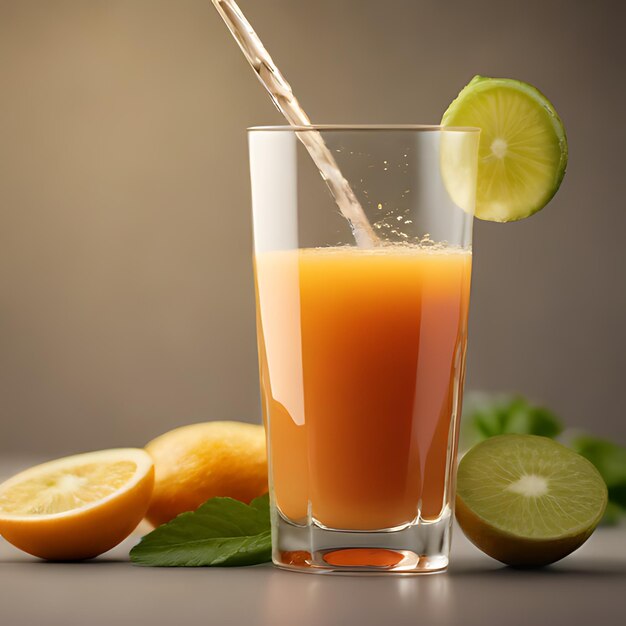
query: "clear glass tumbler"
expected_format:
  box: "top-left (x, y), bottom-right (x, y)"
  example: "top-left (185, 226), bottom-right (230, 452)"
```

top-left (250, 125), bottom-right (480, 574)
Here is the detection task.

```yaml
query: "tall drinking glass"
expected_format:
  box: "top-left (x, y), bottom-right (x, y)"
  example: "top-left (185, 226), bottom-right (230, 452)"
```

top-left (250, 126), bottom-right (480, 574)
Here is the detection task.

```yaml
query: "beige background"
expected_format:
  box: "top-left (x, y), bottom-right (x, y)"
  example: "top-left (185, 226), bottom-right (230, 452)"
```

top-left (0, 0), bottom-right (624, 455)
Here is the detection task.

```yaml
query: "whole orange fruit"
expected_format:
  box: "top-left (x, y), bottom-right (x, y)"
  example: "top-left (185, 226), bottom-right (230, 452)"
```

top-left (145, 421), bottom-right (268, 527)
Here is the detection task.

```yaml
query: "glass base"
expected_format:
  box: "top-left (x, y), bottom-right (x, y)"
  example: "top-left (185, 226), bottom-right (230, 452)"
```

top-left (272, 509), bottom-right (452, 575)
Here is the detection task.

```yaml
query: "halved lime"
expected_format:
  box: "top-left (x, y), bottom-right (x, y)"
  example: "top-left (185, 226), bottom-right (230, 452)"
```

top-left (456, 434), bottom-right (607, 567)
top-left (442, 75), bottom-right (568, 222)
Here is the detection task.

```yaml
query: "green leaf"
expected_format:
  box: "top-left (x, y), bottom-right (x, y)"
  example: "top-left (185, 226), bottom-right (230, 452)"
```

top-left (130, 494), bottom-right (272, 567)
top-left (460, 392), bottom-right (563, 451)
top-left (570, 436), bottom-right (626, 509)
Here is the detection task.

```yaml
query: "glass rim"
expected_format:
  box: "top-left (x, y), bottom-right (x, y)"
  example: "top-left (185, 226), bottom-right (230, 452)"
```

top-left (248, 124), bottom-right (480, 133)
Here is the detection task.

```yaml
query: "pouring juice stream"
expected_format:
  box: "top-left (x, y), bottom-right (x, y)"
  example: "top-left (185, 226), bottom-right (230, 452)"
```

top-left (211, 0), bottom-right (378, 247)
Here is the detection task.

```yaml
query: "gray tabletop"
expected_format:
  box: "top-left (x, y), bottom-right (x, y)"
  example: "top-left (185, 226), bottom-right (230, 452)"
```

top-left (1, 458), bottom-right (624, 626)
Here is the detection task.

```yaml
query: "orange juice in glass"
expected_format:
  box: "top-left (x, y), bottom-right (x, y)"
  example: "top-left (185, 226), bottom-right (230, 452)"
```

top-left (250, 126), bottom-right (479, 574)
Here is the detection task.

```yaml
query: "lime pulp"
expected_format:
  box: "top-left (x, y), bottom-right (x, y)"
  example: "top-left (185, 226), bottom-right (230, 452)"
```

top-left (457, 434), bottom-right (607, 540)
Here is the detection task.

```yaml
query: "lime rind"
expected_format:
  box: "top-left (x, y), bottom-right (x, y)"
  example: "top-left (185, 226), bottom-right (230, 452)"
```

top-left (442, 75), bottom-right (568, 222)
top-left (457, 434), bottom-right (607, 541)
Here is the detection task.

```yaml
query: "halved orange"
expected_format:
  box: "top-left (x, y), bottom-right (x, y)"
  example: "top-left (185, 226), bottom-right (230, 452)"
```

top-left (0, 449), bottom-right (154, 560)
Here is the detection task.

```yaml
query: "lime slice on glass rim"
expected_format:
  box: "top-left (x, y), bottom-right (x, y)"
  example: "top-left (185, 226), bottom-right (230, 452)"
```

top-left (442, 75), bottom-right (568, 222)
top-left (456, 434), bottom-right (607, 567)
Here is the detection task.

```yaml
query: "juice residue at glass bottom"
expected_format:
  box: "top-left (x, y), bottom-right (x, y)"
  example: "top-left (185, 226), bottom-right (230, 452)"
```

top-left (323, 549), bottom-right (405, 568)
